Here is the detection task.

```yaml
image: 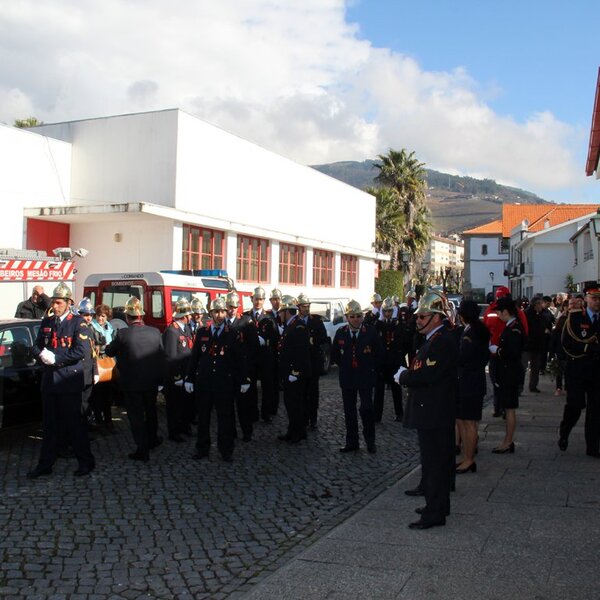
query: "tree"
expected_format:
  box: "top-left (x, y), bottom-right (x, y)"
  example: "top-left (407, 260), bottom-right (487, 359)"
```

top-left (14, 117), bottom-right (43, 128)
top-left (369, 186), bottom-right (405, 270)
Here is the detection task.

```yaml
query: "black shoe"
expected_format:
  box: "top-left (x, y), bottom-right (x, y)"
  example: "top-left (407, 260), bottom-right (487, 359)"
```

top-left (26, 466), bottom-right (52, 479)
top-left (277, 433), bottom-right (291, 442)
top-left (57, 448), bottom-right (75, 459)
top-left (169, 435), bottom-right (185, 443)
top-left (149, 436), bottom-right (163, 450)
top-left (415, 506), bottom-right (450, 516)
top-left (404, 487), bottom-right (424, 497)
top-left (242, 434), bottom-right (252, 442)
top-left (262, 415), bottom-right (272, 424)
top-left (221, 454), bottom-right (233, 462)
top-left (288, 434), bottom-right (306, 444)
top-left (367, 444), bottom-right (377, 454)
top-left (339, 445), bottom-right (359, 453)
top-left (492, 442), bottom-right (515, 454)
top-left (128, 452), bottom-right (149, 462)
top-left (309, 422), bottom-right (317, 431)
top-left (530, 388), bottom-right (541, 393)
top-left (74, 465), bottom-right (94, 476)
top-left (456, 462), bottom-right (477, 474)
top-left (558, 437), bottom-right (568, 451)
top-left (394, 415), bottom-right (403, 422)
top-left (492, 410), bottom-right (502, 417)
top-left (192, 451), bottom-right (209, 460)
top-left (408, 518), bottom-right (446, 530)
top-left (586, 449), bottom-right (600, 458)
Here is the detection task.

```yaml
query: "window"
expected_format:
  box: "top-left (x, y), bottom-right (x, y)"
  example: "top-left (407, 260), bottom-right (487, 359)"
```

top-left (182, 225), bottom-right (225, 270)
top-left (340, 254), bottom-right (358, 288)
top-left (0, 326), bottom-right (33, 368)
top-left (279, 243), bottom-right (305, 285)
top-left (499, 238), bottom-right (509, 254)
top-left (481, 244), bottom-right (488, 256)
top-left (237, 235), bottom-right (270, 282)
top-left (313, 249), bottom-right (334, 287)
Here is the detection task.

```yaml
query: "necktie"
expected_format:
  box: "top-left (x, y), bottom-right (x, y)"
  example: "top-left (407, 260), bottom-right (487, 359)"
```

top-left (352, 331), bottom-right (357, 342)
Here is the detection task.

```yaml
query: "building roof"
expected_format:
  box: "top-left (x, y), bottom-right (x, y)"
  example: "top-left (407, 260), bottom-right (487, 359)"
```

top-left (501, 204), bottom-right (600, 237)
top-left (463, 219), bottom-right (502, 235)
top-left (586, 67), bottom-right (600, 177)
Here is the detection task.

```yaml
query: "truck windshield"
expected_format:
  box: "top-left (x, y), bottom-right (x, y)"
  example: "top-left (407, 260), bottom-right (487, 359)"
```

top-left (101, 284), bottom-right (144, 312)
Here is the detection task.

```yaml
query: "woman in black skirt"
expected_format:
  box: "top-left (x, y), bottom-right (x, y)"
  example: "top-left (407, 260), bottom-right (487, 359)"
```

top-left (489, 297), bottom-right (525, 453)
top-left (456, 300), bottom-right (490, 473)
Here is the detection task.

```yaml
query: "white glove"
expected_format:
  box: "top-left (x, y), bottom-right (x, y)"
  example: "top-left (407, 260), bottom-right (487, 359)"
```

top-left (258, 335), bottom-right (266, 347)
top-left (174, 379), bottom-right (184, 387)
top-left (393, 366), bottom-right (407, 384)
top-left (39, 348), bottom-right (56, 365)
top-left (288, 374), bottom-right (298, 383)
top-left (489, 344), bottom-right (499, 354)
top-left (240, 384), bottom-right (250, 394)
top-left (93, 374), bottom-right (100, 385)
top-left (158, 385), bottom-right (164, 392)
top-left (278, 325), bottom-right (284, 335)
top-left (184, 382), bottom-right (194, 394)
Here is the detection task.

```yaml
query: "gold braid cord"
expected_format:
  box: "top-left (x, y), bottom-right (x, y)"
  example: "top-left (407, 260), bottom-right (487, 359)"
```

top-left (562, 311), bottom-right (598, 359)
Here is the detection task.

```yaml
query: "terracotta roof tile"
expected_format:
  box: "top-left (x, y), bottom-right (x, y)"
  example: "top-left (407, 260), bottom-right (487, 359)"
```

top-left (502, 204), bottom-right (600, 237)
top-left (463, 219), bottom-right (502, 235)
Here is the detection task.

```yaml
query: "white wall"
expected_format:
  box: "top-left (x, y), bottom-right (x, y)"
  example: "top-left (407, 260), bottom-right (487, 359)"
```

top-left (466, 235), bottom-right (508, 295)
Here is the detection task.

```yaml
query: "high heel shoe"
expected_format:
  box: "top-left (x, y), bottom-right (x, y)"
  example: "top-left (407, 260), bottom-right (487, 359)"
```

top-left (492, 442), bottom-right (515, 454)
top-left (456, 462), bottom-right (477, 474)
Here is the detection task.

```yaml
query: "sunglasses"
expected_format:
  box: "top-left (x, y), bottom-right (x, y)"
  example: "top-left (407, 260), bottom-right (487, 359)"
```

top-left (416, 314), bottom-right (432, 320)
top-left (347, 314), bottom-right (362, 318)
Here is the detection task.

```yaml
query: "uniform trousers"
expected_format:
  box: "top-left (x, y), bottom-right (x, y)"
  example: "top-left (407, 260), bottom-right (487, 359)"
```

top-left (560, 376), bottom-right (600, 453)
top-left (123, 390), bottom-right (159, 455)
top-left (283, 379), bottom-right (308, 441)
top-left (305, 373), bottom-right (320, 426)
top-left (38, 391), bottom-right (94, 470)
top-left (234, 389), bottom-right (253, 439)
top-left (248, 354), bottom-right (275, 420)
top-left (90, 381), bottom-right (114, 425)
top-left (196, 390), bottom-right (235, 458)
top-left (374, 366), bottom-right (404, 421)
top-left (341, 387), bottom-right (375, 448)
top-left (417, 427), bottom-right (454, 523)
top-left (164, 383), bottom-right (186, 437)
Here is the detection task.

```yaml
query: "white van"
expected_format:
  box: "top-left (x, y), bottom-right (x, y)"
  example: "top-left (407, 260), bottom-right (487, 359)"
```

top-left (309, 297), bottom-right (349, 373)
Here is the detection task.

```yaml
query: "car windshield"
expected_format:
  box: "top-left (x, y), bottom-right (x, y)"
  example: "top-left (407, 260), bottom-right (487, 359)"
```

top-left (310, 302), bottom-right (331, 321)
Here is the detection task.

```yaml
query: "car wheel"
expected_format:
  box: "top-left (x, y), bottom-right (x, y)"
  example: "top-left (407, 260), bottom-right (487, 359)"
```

top-left (320, 342), bottom-right (331, 375)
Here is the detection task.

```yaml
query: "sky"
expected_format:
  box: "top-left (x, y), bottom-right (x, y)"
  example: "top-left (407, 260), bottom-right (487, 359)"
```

top-left (1, 0), bottom-right (599, 203)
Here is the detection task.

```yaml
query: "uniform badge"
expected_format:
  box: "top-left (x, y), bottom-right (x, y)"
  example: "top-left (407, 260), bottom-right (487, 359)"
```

top-left (201, 344), bottom-right (207, 353)
top-left (220, 348), bottom-right (225, 355)
top-left (363, 345), bottom-right (371, 353)
top-left (582, 329), bottom-right (587, 338)
top-left (181, 340), bottom-right (187, 347)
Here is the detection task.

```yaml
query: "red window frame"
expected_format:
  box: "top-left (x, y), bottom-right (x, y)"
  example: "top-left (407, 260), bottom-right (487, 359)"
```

top-left (340, 254), bottom-right (358, 288)
top-left (237, 235), bottom-right (270, 283)
top-left (313, 249), bottom-right (334, 287)
top-left (182, 224), bottom-right (225, 270)
top-left (279, 243), bottom-right (305, 285)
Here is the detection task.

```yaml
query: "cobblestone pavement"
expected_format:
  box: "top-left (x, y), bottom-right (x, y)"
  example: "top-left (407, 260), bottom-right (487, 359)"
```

top-left (0, 371), bottom-right (420, 599)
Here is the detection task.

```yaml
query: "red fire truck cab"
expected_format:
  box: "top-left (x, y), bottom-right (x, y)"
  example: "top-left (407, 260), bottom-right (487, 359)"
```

top-left (83, 270), bottom-right (251, 331)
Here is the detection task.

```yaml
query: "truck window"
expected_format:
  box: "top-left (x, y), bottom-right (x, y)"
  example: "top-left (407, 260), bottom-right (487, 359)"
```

top-left (152, 290), bottom-right (164, 318)
top-left (101, 285), bottom-right (144, 312)
top-left (170, 290), bottom-right (209, 315)
top-left (310, 302), bottom-right (331, 322)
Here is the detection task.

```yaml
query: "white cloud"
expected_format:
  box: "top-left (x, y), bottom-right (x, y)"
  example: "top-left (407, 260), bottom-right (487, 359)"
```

top-left (0, 0), bottom-right (588, 198)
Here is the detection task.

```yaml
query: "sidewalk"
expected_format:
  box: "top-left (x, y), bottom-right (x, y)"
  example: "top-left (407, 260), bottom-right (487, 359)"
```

top-left (243, 376), bottom-right (600, 599)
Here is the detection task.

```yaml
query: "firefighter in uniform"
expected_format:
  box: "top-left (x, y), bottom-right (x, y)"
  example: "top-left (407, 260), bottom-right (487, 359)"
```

top-left (559, 285), bottom-right (600, 457)
top-left (268, 288), bottom-right (283, 415)
top-left (332, 300), bottom-right (383, 454)
top-left (277, 295), bottom-right (312, 443)
top-left (363, 293), bottom-right (383, 326)
top-left (77, 298), bottom-right (101, 424)
top-left (105, 297), bottom-right (165, 462)
top-left (297, 293), bottom-right (328, 429)
top-left (189, 297), bottom-right (207, 338)
top-left (163, 297), bottom-right (194, 443)
top-left (242, 286), bottom-right (278, 422)
top-left (27, 283), bottom-right (96, 478)
top-left (225, 291), bottom-right (253, 442)
top-left (185, 298), bottom-right (250, 461)
top-left (374, 296), bottom-right (407, 423)
top-left (395, 290), bottom-right (458, 529)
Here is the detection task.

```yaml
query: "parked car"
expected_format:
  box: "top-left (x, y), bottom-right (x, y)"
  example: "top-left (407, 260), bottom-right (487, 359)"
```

top-left (309, 298), bottom-right (349, 374)
top-left (0, 319), bottom-right (42, 428)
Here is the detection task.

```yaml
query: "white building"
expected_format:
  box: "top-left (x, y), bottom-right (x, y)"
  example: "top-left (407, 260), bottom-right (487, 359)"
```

top-left (0, 109), bottom-right (384, 316)
top-left (423, 233), bottom-right (464, 277)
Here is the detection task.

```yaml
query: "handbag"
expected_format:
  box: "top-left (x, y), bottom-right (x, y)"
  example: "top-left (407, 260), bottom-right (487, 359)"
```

top-left (96, 355), bottom-right (119, 383)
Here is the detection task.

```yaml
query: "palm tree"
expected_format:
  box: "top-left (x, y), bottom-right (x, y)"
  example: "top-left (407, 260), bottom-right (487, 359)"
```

top-left (368, 186), bottom-right (405, 269)
top-left (14, 117), bottom-right (43, 128)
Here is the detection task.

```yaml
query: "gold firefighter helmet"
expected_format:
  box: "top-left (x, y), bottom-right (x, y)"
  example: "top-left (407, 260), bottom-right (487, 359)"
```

top-left (226, 291), bottom-right (240, 308)
top-left (381, 297), bottom-right (395, 311)
top-left (51, 282), bottom-right (73, 302)
top-left (172, 297), bottom-right (192, 319)
top-left (414, 289), bottom-right (451, 318)
top-left (279, 295), bottom-right (298, 311)
top-left (345, 300), bottom-right (362, 315)
top-left (251, 286), bottom-right (266, 300)
top-left (370, 293), bottom-right (382, 303)
top-left (296, 292), bottom-right (311, 305)
top-left (77, 297), bottom-right (95, 315)
top-left (190, 297), bottom-right (206, 315)
top-left (392, 295), bottom-right (400, 304)
top-left (211, 297), bottom-right (227, 312)
top-left (124, 296), bottom-right (145, 317)
top-left (270, 288), bottom-right (283, 300)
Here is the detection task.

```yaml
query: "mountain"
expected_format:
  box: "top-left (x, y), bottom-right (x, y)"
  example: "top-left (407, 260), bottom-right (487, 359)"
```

top-left (311, 160), bottom-right (550, 235)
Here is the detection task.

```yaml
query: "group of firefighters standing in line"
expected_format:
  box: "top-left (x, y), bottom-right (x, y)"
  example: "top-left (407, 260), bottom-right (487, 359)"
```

top-left (23, 280), bottom-right (600, 530)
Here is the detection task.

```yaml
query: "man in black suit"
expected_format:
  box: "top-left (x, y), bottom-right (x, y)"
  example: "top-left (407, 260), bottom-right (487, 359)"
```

top-left (185, 297), bottom-right (250, 461)
top-left (559, 285), bottom-right (600, 457)
top-left (163, 297), bottom-right (194, 443)
top-left (277, 295), bottom-right (311, 444)
top-left (331, 300), bottom-right (383, 454)
top-left (105, 297), bottom-right (165, 461)
top-left (27, 283), bottom-right (95, 478)
top-left (297, 293), bottom-right (328, 430)
top-left (396, 290), bottom-right (458, 529)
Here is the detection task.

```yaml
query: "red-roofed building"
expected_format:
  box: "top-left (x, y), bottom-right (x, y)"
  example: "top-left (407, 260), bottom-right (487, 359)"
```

top-left (586, 67), bottom-right (600, 178)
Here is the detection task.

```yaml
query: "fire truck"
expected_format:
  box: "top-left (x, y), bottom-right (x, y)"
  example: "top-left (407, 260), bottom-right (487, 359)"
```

top-left (83, 270), bottom-right (252, 331)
